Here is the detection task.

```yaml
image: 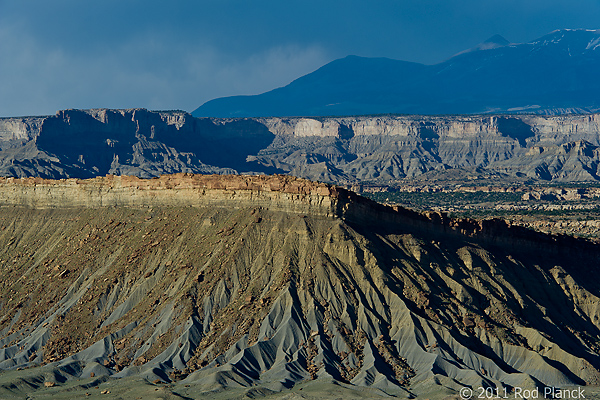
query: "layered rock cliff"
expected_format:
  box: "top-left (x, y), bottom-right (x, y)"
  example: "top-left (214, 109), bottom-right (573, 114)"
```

top-left (254, 114), bottom-right (600, 183)
top-left (0, 174), bottom-right (337, 217)
top-left (2, 109), bottom-right (600, 184)
top-left (0, 175), bottom-right (599, 399)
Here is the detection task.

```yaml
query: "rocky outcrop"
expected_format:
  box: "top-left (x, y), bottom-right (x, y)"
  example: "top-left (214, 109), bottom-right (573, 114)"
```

top-left (0, 116), bottom-right (44, 141)
top-left (0, 174), bottom-right (338, 218)
top-left (0, 108), bottom-right (275, 179)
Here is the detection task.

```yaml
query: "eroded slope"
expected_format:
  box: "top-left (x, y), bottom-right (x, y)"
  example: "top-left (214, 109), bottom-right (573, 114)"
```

top-left (0, 175), bottom-right (598, 399)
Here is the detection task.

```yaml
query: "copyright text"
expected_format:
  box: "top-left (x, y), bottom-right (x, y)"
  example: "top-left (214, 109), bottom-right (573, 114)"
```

top-left (459, 386), bottom-right (585, 399)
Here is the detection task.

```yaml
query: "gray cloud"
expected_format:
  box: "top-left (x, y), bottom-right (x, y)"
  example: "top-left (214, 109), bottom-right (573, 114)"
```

top-left (1, 0), bottom-right (600, 117)
top-left (0, 21), bottom-right (328, 116)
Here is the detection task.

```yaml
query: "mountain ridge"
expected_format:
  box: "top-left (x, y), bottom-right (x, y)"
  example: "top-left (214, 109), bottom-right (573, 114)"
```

top-left (193, 29), bottom-right (600, 118)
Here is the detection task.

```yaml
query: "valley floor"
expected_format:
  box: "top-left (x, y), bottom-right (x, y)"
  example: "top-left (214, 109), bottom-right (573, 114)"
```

top-left (364, 184), bottom-right (600, 239)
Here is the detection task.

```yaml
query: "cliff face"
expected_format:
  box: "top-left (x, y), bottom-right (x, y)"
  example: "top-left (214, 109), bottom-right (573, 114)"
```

top-left (0, 173), bottom-right (589, 254)
top-left (262, 114), bottom-right (600, 143)
top-left (255, 114), bottom-right (600, 183)
top-left (0, 175), bottom-right (599, 399)
top-left (0, 117), bottom-right (45, 141)
top-left (0, 174), bottom-right (338, 218)
top-left (1, 109), bottom-right (600, 183)
top-left (0, 109), bottom-right (274, 179)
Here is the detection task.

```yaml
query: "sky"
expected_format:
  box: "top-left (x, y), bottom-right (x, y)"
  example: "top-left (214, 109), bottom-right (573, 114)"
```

top-left (1, 0), bottom-right (600, 117)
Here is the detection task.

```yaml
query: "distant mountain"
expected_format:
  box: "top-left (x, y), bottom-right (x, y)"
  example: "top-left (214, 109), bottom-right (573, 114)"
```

top-left (193, 29), bottom-right (600, 117)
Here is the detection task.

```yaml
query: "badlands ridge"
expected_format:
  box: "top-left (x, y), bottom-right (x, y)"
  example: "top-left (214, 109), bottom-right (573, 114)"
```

top-left (0, 174), bottom-right (598, 399)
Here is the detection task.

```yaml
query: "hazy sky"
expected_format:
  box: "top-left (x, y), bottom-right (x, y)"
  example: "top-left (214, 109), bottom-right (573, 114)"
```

top-left (2, 0), bottom-right (600, 117)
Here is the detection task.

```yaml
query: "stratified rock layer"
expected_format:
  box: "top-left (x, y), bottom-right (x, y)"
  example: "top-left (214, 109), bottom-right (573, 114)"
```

top-left (2, 109), bottom-right (600, 184)
top-left (253, 114), bottom-right (600, 183)
top-left (0, 174), bottom-right (337, 217)
top-left (0, 174), bottom-right (599, 398)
